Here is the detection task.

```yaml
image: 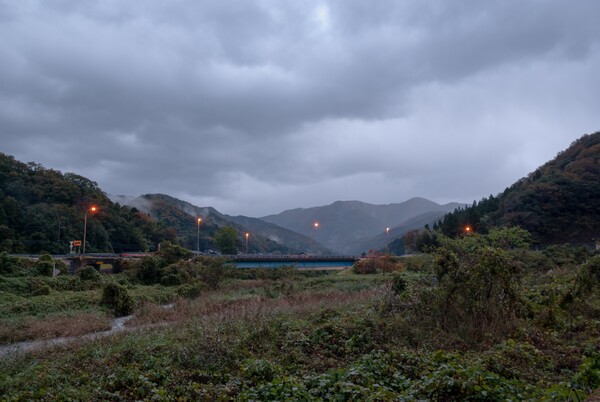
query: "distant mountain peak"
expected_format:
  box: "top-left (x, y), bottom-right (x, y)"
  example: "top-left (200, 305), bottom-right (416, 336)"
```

top-left (261, 197), bottom-right (466, 253)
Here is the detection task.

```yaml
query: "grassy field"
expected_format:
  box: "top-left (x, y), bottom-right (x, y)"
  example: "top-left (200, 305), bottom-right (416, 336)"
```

top-left (0, 243), bottom-right (599, 400)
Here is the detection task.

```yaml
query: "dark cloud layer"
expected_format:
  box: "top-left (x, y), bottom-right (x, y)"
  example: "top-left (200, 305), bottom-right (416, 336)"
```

top-left (1, 0), bottom-right (600, 216)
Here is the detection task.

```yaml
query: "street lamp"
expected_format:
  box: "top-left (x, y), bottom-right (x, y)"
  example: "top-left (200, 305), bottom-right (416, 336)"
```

top-left (197, 218), bottom-right (202, 252)
top-left (245, 232), bottom-right (249, 254)
top-left (386, 227), bottom-right (390, 238)
top-left (464, 225), bottom-right (472, 235)
top-left (311, 221), bottom-right (320, 248)
top-left (82, 206), bottom-right (98, 255)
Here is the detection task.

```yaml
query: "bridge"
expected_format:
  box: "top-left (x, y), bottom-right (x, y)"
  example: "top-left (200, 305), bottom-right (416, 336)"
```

top-left (36, 253), bottom-right (360, 274)
top-left (232, 254), bottom-right (358, 270)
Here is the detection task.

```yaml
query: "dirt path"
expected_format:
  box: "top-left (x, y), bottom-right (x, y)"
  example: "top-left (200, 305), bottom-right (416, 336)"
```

top-left (0, 315), bottom-right (134, 358)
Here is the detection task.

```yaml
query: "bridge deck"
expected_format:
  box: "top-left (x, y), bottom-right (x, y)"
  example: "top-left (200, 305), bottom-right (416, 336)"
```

top-left (230, 254), bottom-right (359, 263)
top-left (15, 254), bottom-right (360, 274)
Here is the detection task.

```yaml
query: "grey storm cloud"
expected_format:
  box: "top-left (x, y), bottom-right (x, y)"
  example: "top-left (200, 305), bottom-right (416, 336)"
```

top-left (1, 0), bottom-right (600, 216)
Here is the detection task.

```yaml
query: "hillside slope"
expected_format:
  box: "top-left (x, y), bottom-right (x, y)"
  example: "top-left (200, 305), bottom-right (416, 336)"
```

top-left (113, 194), bottom-right (328, 254)
top-left (224, 214), bottom-right (330, 254)
top-left (348, 210), bottom-right (450, 254)
top-left (0, 151), bottom-right (320, 255)
top-left (262, 198), bottom-right (463, 252)
top-left (0, 153), bottom-right (165, 253)
top-left (438, 132), bottom-right (600, 245)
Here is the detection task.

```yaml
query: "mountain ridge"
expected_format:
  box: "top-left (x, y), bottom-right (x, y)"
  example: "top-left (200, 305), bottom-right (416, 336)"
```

top-left (437, 131), bottom-right (600, 245)
top-left (261, 198), bottom-right (465, 253)
top-left (111, 193), bottom-right (330, 254)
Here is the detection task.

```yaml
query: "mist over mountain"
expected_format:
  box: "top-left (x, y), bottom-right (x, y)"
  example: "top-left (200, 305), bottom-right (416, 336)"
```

top-left (261, 198), bottom-right (464, 253)
top-left (5, 129), bottom-right (596, 257)
top-left (113, 194), bottom-right (328, 254)
top-left (223, 214), bottom-right (330, 254)
top-left (347, 210), bottom-right (452, 255)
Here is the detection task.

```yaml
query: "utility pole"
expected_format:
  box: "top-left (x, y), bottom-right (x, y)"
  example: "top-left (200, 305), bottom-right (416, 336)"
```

top-left (57, 222), bottom-right (64, 251)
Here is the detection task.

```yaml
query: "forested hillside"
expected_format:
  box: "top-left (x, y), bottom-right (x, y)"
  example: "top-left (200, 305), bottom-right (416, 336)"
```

top-left (136, 194), bottom-right (319, 254)
top-left (0, 153), bottom-right (172, 253)
top-left (0, 153), bottom-right (316, 255)
top-left (437, 132), bottom-right (600, 245)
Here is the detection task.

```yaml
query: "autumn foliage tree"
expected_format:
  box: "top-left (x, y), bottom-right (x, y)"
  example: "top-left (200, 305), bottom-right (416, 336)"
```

top-left (437, 132), bottom-right (600, 245)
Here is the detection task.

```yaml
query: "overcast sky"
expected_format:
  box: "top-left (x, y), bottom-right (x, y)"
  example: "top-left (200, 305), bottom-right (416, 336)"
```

top-left (2, 1), bottom-right (600, 217)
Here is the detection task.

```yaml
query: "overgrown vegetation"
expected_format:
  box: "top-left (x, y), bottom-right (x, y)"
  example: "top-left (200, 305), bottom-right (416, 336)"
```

top-left (1, 227), bottom-right (599, 400)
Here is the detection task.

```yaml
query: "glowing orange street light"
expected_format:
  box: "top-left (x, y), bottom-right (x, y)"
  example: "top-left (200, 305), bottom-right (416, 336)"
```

top-left (310, 221), bottom-right (320, 249)
top-left (245, 232), bottom-right (249, 254)
top-left (82, 206), bottom-right (98, 255)
top-left (197, 218), bottom-right (203, 252)
top-left (464, 225), bottom-right (472, 234)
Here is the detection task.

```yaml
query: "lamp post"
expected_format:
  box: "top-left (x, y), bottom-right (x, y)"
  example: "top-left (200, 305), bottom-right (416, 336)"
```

top-left (386, 227), bottom-right (390, 238)
top-left (311, 221), bottom-right (319, 248)
top-left (245, 232), bottom-right (249, 254)
top-left (197, 218), bottom-right (202, 252)
top-left (82, 206), bottom-right (97, 255)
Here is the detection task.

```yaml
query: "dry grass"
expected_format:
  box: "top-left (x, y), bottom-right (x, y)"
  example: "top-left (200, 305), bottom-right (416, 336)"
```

top-left (126, 288), bottom-right (380, 329)
top-left (0, 282), bottom-right (381, 347)
top-left (126, 298), bottom-right (191, 327)
top-left (0, 311), bottom-right (112, 344)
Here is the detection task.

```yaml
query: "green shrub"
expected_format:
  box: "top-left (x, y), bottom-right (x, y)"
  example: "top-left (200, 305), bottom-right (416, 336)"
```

top-left (191, 256), bottom-right (232, 289)
top-left (435, 245), bottom-right (523, 342)
top-left (137, 256), bottom-right (163, 284)
top-left (479, 340), bottom-right (553, 382)
top-left (391, 273), bottom-right (407, 295)
top-left (160, 260), bottom-right (195, 286)
top-left (78, 265), bottom-right (102, 281)
top-left (177, 282), bottom-right (205, 299)
top-left (101, 282), bottom-right (133, 317)
top-left (509, 249), bottom-right (554, 273)
top-left (0, 252), bottom-right (22, 275)
top-left (404, 254), bottom-right (435, 273)
top-left (29, 277), bottom-right (51, 296)
top-left (34, 254), bottom-right (55, 276)
top-left (571, 353), bottom-right (600, 394)
top-left (486, 226), bottom-right (533, 249)
top-left (543, 244), bottom-right (589, 268)
top-left (393, 236), bottom-right (525, 346)
top-left (157, 241), bottom-right (192, 265)
top-left (576, 255), bottom-right (600, 295)
top-left (546, 352), bottom-right (600, 400)
top-left (0, 276), bottom-right (30, 295)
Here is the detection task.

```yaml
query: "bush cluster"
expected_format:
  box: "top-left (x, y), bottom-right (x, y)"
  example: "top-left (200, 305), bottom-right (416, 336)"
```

top-left (128, 252), bottom-right (232, 294)
top-left (354, 255), bottom-right (404, 274)
top-left (101, 282), bottom-right (133, 317)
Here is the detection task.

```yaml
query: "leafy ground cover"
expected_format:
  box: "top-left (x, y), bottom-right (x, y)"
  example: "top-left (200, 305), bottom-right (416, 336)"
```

top-left (0, 234), bottom-right (599, 400)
